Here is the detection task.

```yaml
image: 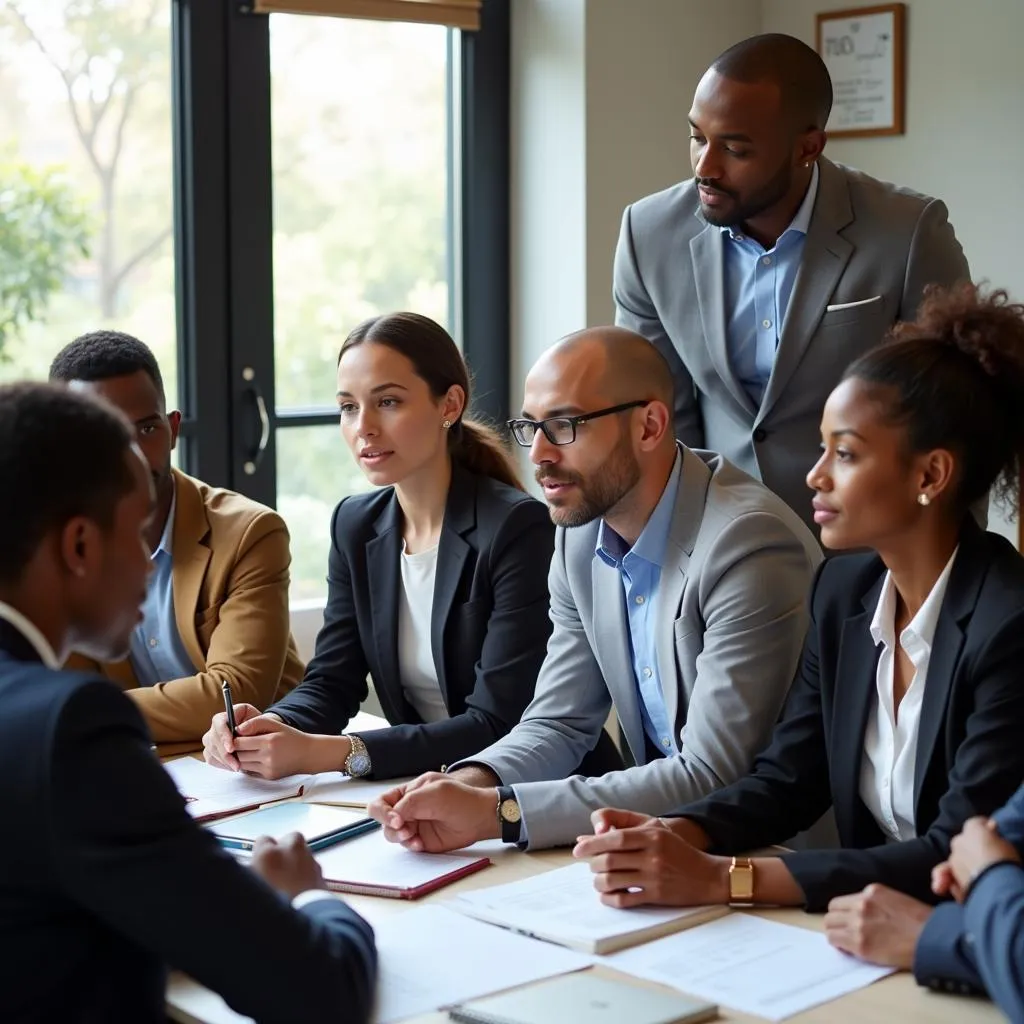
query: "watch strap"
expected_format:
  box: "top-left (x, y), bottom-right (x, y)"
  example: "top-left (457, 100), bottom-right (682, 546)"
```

top-left (343, 733), bottom-right (371, 777)
top-left (496, 785), bottom-right (522, 845)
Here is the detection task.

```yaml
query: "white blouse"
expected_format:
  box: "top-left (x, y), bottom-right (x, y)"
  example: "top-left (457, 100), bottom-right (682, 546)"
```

top-left (859, 548), bottom-right (958, 843)
top-left (396, 542), bottom-right (448, 724)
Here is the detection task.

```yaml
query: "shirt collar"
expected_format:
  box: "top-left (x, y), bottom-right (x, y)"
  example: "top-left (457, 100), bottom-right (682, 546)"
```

top-left (154, 481), bottom-right (177, 560)
top-left (720, 161), bottom-right (819, 246)
top-left (0, 600), bottom-right (61, 669)
top-left (869, 547), bottom-right (959, 652)
top-left (596, 449), bottom-right (682, 569)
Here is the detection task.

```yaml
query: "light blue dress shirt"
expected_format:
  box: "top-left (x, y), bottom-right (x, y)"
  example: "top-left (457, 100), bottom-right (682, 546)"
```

top-left (513, 452), bottom-right (684, 845)
top-left (722, 162), bottom-right (819, 405)
top-left (595, 451), bottom-right (682, 757)
top-left (129, 487), bottom-right (197, 687)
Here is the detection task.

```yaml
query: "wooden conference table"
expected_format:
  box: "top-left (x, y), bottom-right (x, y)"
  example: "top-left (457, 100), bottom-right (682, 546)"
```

top-left (165, 719), bottom-right (1004, 1024)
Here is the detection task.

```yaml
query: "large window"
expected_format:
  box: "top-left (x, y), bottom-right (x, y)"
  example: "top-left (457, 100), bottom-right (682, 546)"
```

top-left (270, 14), bottom-right (452, 600)
top-left (0, 0), bottom-right (177, 400)
top-left (0, 0), bottom-right (510, 604)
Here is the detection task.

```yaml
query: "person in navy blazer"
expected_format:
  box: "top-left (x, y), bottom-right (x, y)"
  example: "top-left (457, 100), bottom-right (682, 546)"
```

top-left (0, 382), bottom-right (376, 1024)
top-left (574, 283), bottom-right (1024, 914)
top-left (203, 312), bottom-right (620, 782)
top-left (825, 784), bottom-right (1024, 1017)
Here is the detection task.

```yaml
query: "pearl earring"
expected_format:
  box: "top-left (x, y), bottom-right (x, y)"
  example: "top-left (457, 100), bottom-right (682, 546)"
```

top-left (917, 493), bottom-right (930, 506)
top-left (442, 420), bottom-right (451, 430)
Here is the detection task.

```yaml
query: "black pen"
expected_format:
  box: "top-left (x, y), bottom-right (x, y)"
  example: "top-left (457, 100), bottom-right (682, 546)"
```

top-left (222, 679), bottom-right (238, 740)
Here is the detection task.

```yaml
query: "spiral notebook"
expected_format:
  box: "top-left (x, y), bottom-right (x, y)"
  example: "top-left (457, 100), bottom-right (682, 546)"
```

top-left (313, 829), bottom-right (490, 899)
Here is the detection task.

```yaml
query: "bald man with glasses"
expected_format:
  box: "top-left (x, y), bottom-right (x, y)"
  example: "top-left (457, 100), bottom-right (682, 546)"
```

top-left (369, 327), bottom-right (822, 854)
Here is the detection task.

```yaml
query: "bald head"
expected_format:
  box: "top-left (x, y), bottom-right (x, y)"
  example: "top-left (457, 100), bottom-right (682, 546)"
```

top-left (711, 33), bottom-right (832, 130)
top-left (532, 327), bottom-right (675, 411)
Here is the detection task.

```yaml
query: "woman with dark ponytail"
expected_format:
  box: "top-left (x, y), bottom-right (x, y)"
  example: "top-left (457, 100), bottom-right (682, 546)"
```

top-left (202, 313), bottom-right (621, 781)
top-left (575, 283), bottom-right (1024, 941)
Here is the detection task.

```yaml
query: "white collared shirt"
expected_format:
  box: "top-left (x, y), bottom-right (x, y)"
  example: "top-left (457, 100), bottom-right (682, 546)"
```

top-left (859, 549), bottom-right (958, 843)
top-left (0, 600), bottom-right (60, 669)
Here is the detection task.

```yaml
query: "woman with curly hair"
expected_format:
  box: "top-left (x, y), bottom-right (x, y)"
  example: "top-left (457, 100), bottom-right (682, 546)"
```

top-left (575, 282), bottom-right (1024, 926)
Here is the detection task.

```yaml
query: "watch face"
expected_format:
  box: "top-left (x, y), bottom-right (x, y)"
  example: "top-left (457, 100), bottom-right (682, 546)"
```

top-left (349, 753), bottom-right (371, 776)
top-left (499, 798), bottom-right (521, 824)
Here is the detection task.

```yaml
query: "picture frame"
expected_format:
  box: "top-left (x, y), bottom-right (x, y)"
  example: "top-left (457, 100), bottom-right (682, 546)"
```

top-left (815, 3), bottom-right (905, 138)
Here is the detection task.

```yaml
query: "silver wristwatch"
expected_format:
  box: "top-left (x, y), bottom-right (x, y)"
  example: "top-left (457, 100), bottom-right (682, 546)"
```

top-left (343, 733), bottom-right (372, 777)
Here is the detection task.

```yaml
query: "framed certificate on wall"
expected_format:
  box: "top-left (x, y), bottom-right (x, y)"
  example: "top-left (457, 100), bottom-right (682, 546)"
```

top-left (816, 3), bottom-right (905, 138)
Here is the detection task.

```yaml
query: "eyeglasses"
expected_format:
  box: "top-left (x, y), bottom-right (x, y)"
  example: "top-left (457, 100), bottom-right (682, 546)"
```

top-left (506, 401), bottom-right (650, 448)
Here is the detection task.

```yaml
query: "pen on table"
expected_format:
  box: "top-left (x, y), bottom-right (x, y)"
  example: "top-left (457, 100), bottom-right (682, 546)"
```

top-left (222, 679), bottom-right (238, 741)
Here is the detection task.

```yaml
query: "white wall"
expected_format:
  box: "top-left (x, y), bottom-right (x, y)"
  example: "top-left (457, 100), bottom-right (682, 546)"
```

top-left (511, 0), bottom-right (1023, 545)
top-left (761, 0), bottom-right (1024, 544)
top-left (510, 0), bottom-right (761, 409)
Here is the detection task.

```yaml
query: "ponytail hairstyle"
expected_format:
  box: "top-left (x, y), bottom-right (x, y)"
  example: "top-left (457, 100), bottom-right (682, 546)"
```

top-left (338, 312), bottom-right (524, 491)
top-left (843, 282), bottom-right (1024, 518)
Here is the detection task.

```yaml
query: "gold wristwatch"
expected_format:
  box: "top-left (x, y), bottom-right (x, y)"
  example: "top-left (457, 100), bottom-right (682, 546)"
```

top-left (496, 786), bottom-right (522, 844)
top-left (343, 734), bottom-right (371, 777)
top-left (728, 856), bottom-right (755, 906)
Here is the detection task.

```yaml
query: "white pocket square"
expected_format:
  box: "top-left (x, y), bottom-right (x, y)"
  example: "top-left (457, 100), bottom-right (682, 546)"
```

top-left (826, 295), bottom-right (883, 312)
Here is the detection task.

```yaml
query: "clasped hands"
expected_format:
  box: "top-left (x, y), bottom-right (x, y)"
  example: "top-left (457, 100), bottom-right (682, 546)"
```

top-left (824, 815), bottom-right (1022, 969)
top-left (368, 776), bottom-right (727, 906)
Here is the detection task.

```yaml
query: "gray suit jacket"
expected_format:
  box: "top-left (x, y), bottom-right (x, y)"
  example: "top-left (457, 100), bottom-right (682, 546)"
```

top-left (613, 158), bottom-right (969, 530)
top-left (459, 445), bottom-right (822, 849)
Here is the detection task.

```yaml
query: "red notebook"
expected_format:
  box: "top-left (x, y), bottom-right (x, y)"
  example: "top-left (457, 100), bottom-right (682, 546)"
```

top-left (313, 831), bottom-right (490, 899)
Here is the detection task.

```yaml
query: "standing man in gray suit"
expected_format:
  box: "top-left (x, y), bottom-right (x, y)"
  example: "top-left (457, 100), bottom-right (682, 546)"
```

top-left (367, 328), bottom-right (821, 852)
top-left (614, 33), bottom-right (969, 529)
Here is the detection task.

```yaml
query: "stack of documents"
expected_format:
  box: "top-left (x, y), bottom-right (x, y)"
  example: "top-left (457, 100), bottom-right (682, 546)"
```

top-left (162, 757), bottom-right (312, 821)
top-left (604, 913), bottom-right (894, 1020)
top-left (373, 905), bottom-right (591, 1024)
top-left (445, 861), bottom-right (726, 954)
top-left (301, 772), bottom-right (415, 808)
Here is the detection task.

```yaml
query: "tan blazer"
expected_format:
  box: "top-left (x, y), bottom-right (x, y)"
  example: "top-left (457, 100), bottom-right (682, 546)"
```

top-left (66, 468), bottom-right (303, 752)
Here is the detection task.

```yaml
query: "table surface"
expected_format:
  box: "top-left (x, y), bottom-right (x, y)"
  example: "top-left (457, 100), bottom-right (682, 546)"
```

top-left (165, 719), bottom-right (1004, 1024)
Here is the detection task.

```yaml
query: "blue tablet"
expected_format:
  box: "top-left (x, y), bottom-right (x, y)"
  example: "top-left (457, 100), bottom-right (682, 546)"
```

top-left (207, 801), bottom-right (380, 852)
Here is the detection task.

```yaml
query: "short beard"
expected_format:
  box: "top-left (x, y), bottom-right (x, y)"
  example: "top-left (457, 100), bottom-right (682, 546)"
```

top-left (698, 155), bottom-right (794, 228)
top-left (540, 430), bottom-right (641, 529)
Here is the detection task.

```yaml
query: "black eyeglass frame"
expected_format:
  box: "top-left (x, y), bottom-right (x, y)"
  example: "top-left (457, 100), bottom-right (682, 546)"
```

top-left (506, 400), bottom-right (651, 447)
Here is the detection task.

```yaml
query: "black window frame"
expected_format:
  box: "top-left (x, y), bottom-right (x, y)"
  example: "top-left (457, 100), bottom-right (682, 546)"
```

top-left (171, 0), bottom-right (510, 507)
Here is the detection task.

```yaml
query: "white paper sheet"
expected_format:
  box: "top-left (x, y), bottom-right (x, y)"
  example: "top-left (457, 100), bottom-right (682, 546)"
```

top-left (314, 828), bottom-right (488, 893)
top-left (372, 905), bottom-right (591, 1023)
top-left (302, 773), bottom-right (415, 808)
top-left (162, 757), bottom-right (310, 820)
top-left (605, 912), bottom-right (894, 1021)
top-left (346, 710), bottom-right (390, 733)
top-left (445, 861), bottom-right (722, 952)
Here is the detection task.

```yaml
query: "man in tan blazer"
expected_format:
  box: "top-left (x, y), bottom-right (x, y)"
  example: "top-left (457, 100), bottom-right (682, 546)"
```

top-left (51, 331), bottom-right (302, 752)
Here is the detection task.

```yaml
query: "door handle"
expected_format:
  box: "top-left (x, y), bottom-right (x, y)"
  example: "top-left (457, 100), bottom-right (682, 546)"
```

top-left (241, 367), bottom-right (271, 475)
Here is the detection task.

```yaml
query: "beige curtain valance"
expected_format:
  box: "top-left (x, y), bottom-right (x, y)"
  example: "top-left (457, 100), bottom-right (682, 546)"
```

top-left (250, 0), bottom-right (481, 31)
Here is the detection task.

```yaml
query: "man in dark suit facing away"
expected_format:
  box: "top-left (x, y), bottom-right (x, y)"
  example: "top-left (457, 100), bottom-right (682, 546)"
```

top-left (0, 382), bottom-right (376, 1024)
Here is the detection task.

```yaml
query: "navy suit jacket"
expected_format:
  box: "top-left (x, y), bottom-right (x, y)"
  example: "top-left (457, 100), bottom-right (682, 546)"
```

top-left (914, 782), bottom-right (1024, 1019)
top-left (269, 463), bottom-right (622, 779)
top-left (0, 618), bottom-right (376, 1024)
top-left (674, 521), bottom-right (1024, 911)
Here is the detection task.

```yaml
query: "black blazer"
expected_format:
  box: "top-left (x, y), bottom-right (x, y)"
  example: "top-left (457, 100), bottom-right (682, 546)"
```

top-left (270, 464), bottom-right (621, 778)
top-left (0, 618), bottom-right (376, 1024)
top-left (675, 522), bottom-right (1024, 912)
